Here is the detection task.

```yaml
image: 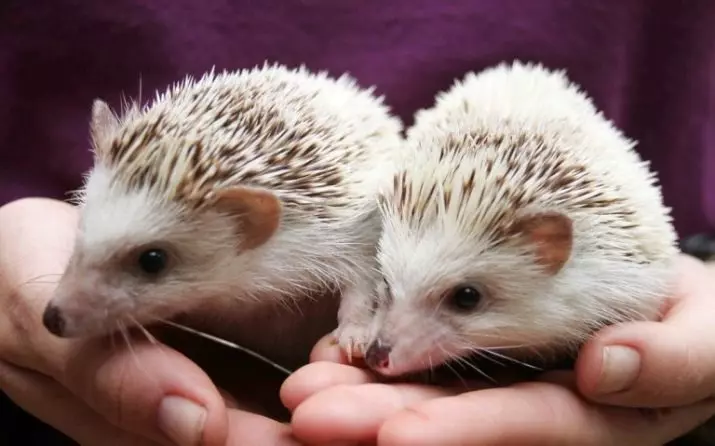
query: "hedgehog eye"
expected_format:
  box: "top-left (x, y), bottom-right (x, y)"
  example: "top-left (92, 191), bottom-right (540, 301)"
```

top-left (137, 248), bottom-right (169, 276)
top-left (448, 285), bottom-right (483, 312)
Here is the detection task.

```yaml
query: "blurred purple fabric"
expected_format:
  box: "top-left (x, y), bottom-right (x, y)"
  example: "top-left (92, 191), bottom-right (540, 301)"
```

top-left (1, 0), bottom-right (714, 238)
top-left (0, 0), bottom-right (713, 442)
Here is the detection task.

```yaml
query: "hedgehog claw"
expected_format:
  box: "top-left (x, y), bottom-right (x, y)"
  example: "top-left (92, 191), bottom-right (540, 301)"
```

top-left (333, 323), bottom-right (371, 362)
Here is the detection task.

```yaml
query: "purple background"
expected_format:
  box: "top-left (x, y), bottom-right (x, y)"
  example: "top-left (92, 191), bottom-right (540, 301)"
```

top-left (1, 0), bottom-right (713, 237)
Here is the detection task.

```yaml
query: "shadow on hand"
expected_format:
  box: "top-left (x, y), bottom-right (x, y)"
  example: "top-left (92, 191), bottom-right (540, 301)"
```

top-left (152, 326), bottom-right (293, 422)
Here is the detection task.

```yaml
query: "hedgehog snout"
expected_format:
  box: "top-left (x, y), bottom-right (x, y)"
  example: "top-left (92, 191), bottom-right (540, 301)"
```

top-left (42, 302), bottom-right (66, 337)
top-left (45, 275), bottom-right (129, 338)
top-left (41, 297), bottom-right (97, 338)
top-left (365, 338), bottom-right (392, 371)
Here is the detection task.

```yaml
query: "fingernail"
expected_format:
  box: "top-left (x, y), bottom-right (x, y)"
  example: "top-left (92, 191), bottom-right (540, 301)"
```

top-left (596, 345), bottom-right (641, 394)
top-left (158, 396), bottom-right (207, 446)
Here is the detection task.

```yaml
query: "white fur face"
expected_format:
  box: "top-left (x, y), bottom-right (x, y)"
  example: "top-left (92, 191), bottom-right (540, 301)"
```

top-left (47, 165), bottom-right (244, 337)
top-left (368, 207), bottom-right (674, 378)
top-left (361, 61), bottom-right (679, 378)
top-left (367, 212), bottom-right (582, 377)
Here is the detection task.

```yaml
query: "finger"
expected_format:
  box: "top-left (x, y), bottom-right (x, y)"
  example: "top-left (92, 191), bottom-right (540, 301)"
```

top-left (0, 360), bottom-right (160, 446)
top-left (217, 387), bottom-right (239, 410)
top-left (377, 382), bottom-right (715, 446)
top-left (60, 337), bottom-right (230, 446)
top-left (0, 198), bottom-right (79, 373)
top-left (224, 409), bottom-right (301, 446)
top-left (310, 334), bottom-right (352, 364)
top-left (280, 361), bottom-right (375, 411)
top-left (577, 254), bottom-right (715, 407)
top-left (310, 333), bottom-right (370, 370)
top-left (291, 382), bottom-right (454, 444)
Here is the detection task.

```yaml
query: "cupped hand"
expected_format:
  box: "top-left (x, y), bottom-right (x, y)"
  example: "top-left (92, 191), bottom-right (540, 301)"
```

top-left (281, 254), bottom-right (715, 445)
top-left (0, 198), bottom-right (299, 446)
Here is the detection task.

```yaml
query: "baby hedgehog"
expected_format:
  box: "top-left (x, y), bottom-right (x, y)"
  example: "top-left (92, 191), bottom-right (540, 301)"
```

top-left (358, 61), bottom-right (679, 378)
top-left (42, 63), bottom-right (402, 368)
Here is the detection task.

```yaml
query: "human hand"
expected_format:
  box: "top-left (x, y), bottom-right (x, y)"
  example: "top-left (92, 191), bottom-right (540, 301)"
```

top-left (280, 254), bottom-right (715, 445)
top-left (0, 198), bottom-right (299, 446)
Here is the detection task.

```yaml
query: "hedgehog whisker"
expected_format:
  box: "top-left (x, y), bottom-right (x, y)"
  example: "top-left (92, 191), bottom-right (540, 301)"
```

top-left (482, 349), bottom-right (542, 371)
top-left (472, 348), bottom-right (505, 367)
top-left (160, 319), bottom-right (293, 376)
top-left (427, 353), bottom-right (435, 382)
top-left (117, 320), bottom-right (149, 378)
top-left (450, 353), bottom-right (497, 385)
top-left (15, 273), bottom-right (64, 290)
top-left (443, 363), bottom-right (469, 389)
top-left (126, 315), bottom-right (173, 366)
top-left (438, 345), bottom-right (469, 389)
top-left (466, 342), bottom-right (531, 350)
top-left (459, 330), bottom-right (532, 344)
top-left (109, 324), bottom-right (118, 353)
top-left (128, 315), bottom-right (159, 346)
top-left (275, 292), bottom-right (305, 316)
top-left (119, 319), bottom-right (164, 388)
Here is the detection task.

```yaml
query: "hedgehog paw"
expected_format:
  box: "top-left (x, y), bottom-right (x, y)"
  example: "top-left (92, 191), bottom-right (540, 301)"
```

top-left (333, 322), bottom-right (372, 362)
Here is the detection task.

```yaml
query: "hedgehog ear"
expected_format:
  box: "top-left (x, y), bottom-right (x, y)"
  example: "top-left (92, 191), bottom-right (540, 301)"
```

top-left (510, 212), bottom-right (573, 275)
top-left (90, 99), bottom-right (119, 162)
top-left (213, 186), bottom-right (282, 251)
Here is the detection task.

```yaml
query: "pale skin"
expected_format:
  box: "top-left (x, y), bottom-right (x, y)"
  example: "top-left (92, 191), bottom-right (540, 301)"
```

top-left (2, 198), bottom-right (715, 445)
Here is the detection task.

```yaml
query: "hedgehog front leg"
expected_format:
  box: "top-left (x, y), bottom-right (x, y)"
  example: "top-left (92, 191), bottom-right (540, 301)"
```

top-left (334, 283), bottom-right (379, 361)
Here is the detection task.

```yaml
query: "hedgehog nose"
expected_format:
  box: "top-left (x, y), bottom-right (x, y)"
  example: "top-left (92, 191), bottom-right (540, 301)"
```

top-left (365, 340), bottom-right (392, 370)
top-left (42, 303), bottom-right (66, 337)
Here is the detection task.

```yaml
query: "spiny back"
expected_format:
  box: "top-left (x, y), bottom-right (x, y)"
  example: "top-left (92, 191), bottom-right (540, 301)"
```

top-left (383, 61), bottom-right (677, 264)
top-left (100, 64), bottom-right (402, 218)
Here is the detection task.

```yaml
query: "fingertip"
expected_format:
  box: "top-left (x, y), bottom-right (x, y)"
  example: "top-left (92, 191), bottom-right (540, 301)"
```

top-left (309, 334), bottom-right (370, 370)
top-left (309, 334), bottom-right (347, 363)
top-left (0, 197), bottom-right (76, 221)
top-left (280, 361), bottom-right (374, 412)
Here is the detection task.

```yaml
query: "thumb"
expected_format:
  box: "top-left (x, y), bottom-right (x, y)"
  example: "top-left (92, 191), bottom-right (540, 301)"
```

top-left (576, 321), bottom-right (715, 408)
top-left (576, 256), bottom-right (715, 408)
top-left (60, 336), bottom-right (229, 446)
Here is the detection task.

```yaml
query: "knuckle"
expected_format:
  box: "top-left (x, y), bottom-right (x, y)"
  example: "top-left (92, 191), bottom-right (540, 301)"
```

top-left (0, 197), bottom-right (70, 217)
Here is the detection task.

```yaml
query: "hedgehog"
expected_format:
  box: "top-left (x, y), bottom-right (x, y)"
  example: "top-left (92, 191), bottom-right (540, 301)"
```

top-left (342, 61), bottom-right (680, 379)
top-left (41, 63), bottom-right (403, 369)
